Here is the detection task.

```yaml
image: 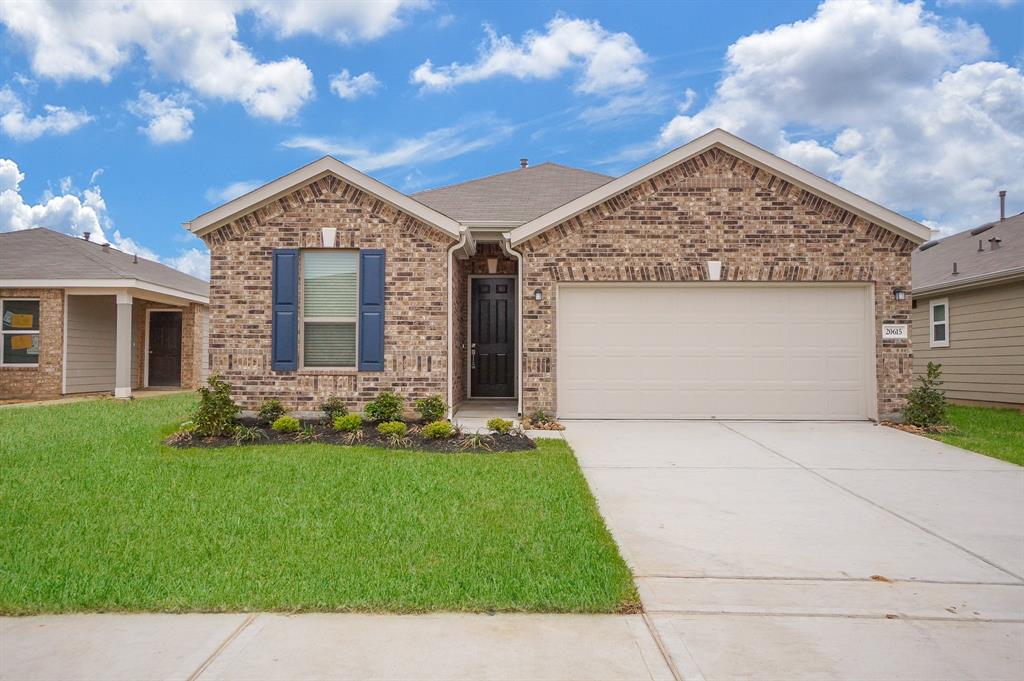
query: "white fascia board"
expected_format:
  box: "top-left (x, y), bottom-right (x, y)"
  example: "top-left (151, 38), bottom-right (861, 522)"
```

top-left (183, 156), bottom-right (463, 240)
top-left (0, 279), bottom-right (209, 305)
top-left (912, 266), bottom-right (1024, 296)
top-left (508, 128), bottom-right (932, 246)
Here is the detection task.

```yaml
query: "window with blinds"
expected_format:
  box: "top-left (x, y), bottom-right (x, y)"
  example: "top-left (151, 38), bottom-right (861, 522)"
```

top-left (302, 250), bottom-right (358, 367)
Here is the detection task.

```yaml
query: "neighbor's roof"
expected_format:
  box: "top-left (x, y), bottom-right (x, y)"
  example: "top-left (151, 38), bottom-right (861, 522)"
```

top-left (0, 228), bottom-right (209, 299)
top-left (412, 163), bottom-right (612, 226)
top-left (912, 212), bottom-right (1024, 294)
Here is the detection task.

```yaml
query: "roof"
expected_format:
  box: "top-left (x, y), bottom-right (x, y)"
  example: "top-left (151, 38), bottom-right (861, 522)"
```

top-left (0, 228), bottom-right (209, 300)
top-left (507, 129), bottom-right (932, 246)
top-left (412, 162), bottom-right (612, 226)
top-left (185, 156), bottom-right (463, 239)
top-left (912, 212), bottom-right (1024, 295)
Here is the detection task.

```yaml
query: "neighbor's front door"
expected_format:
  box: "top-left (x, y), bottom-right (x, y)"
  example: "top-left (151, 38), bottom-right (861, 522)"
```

top-left (148, 311), bottom-right (182, 387)
top-left (471, 277), bottom-right (515, 397)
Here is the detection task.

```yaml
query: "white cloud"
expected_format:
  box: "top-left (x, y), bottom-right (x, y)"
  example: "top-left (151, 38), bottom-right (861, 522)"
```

top-left (0, 158), bottom-right (210, 279)
top-left (329, 69), bottom-right (382, 100)
top-left (647, 0), bottom-right (1023, 233)
top-left (205, 179), bottom-right (263, 204)
top-left (250, 0), bottom-right (429, 43)
top-left (128, 90), bottom-right (194, 143)
top-left (282, 118), bottom-right (514, 172)
top-left (412, 15), bottom-right (648, 95)
top-left (0, 87), bottom-right (92, 141)
top-left (937, 0), bottom-right (1019, 7)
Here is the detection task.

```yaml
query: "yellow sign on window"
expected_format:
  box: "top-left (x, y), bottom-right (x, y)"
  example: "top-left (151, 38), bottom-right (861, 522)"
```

top-left (10, 335), bottom-right (34, 350)
top-left (10, 314), bottom-right (34, 329)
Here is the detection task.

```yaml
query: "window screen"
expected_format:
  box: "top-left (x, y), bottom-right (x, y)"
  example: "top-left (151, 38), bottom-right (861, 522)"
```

top-left (302, 251), bottom-right (357, 367)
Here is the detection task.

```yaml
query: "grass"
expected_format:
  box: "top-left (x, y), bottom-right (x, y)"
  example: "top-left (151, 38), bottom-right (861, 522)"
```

top-left (0, 394), bottom-right (637, 614)
top-left (929, 405), bottom-right (1024, 466)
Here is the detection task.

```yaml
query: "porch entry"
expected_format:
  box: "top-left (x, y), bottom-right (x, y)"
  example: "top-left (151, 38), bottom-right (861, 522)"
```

top-left (470, 277), bottom-right (515, 397)
top-left (147, 310), bottom-right (182, 387)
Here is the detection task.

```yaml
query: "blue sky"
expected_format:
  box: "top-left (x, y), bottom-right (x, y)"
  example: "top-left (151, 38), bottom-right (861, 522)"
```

top-left (2, 0), bottom-right (1022, 279)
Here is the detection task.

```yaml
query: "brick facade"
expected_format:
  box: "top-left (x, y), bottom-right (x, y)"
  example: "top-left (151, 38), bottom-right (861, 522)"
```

top-left (516, 148), bottom-right (915, 420)
top-left (201, 174), bottom-right (456, 412)
top-left (0, 288), bottom-right (64, 400)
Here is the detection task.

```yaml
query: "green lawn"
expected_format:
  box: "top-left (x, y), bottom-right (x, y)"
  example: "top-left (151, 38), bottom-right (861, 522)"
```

top-left (0, 394), bottom-right (636, 614)
top-left (930, 405), bottom-right (1024, 466)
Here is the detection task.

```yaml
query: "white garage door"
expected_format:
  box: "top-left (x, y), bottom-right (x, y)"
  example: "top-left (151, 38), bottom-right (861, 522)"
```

top-left (557, 285), bottom-right (875, 420)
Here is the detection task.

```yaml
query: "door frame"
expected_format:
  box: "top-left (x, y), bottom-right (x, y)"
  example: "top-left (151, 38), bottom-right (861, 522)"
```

top-left (144, 307), bottom-right (183, 388)
top-left (467, 274), bottom-right (517, 399)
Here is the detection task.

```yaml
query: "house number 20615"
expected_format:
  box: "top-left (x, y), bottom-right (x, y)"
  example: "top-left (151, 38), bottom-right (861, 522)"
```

top-left (882, 324), bottom-right (908, 340)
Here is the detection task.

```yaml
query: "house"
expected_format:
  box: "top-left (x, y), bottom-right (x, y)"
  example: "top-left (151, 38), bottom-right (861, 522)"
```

top-left (0, 228), bottom-right (209, 401)
top-left (185, 129), bottom-right (930, 421)
top-left (911, 199), bottom-right (1023, 407)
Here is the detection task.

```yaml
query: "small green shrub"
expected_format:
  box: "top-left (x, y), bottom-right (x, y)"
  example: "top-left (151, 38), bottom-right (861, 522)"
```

top-left (487, 417), bottom-right (513, 435)
top-left (256, 399), bottom-right (285, 425)
top-left (271, 415), bottom-right (301, 434)
top-left (365, 391), bottom-right (404, 422)
top-left (376, 421), bottom-right (408, 437)
top-left (333, 413), bottom-right (363, 432)
top-left (414, 395), bottom-right (447, 423)
top-left (321, 397), bottom-right (348, 420)
top-left (422, 420), bottom-right (455, 439)
top-left (903, 361), bottom-right (948, 429)
top-left (529, 409), bottom-right (552, 425)
top-left (193, 374), bottom-right (241, 436)
top-left (233, 424), bottom-right (266, 444)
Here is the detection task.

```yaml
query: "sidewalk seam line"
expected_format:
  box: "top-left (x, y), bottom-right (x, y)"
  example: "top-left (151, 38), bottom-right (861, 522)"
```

top-left (642, 612), bottom-right (686, 681)
top-left (187, 613), bottom-right (256, 681)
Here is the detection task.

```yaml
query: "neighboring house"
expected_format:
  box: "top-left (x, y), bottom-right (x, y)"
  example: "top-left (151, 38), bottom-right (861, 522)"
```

top-left (911, 205), bottom-right (1023, 407)
top-left (185, 129), bottom-right (930, 421)
top-left (0, 228), bottom-right (209, 401)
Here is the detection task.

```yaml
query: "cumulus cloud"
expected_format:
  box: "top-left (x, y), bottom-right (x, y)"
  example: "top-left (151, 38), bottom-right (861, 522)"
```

top-left (330, 69), bottom-right (382, 100)
top-left (648, 0), bottom-right (1023, 233)
top-left (0, 158), bottom-right (209, 279)
top-left (0, 87), bottom-right (92, 141)
top-left (205, 179), bottom-right (263, 204)
top-left (127, 91), bottom-right (195, 143)
top-left (250, 0), bottom-right (428, 43)
top-left (412, 15), bottom-right (648, 95)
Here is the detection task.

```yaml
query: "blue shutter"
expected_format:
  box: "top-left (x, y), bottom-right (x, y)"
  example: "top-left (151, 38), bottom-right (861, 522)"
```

top-left (358, 249), bottom-right (385, 371)
top-left (271, 248), bottom-right (299, 371)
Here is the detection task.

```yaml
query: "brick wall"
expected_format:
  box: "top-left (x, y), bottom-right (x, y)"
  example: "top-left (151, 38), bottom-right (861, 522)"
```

top-left (0, 288), bottom-right (64, 400)
top-left (202, 174), bottom-right (456, 412)
top-left (517, 148), bottom-right (915, 420)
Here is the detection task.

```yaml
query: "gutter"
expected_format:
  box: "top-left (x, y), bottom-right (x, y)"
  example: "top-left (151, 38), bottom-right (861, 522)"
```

top-left (500, 236), bottom-right (524, 418)
top-left (913, 266), bottom-right (1024, 297)
top-left (446, 228), bottom-right (469, 420)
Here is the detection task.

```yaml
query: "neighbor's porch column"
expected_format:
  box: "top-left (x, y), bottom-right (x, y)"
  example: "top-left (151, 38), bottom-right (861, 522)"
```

top-left (114, 291), bottom-right (133, 399)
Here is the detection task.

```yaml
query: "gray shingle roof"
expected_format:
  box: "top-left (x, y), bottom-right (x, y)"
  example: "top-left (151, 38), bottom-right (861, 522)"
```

top-left (412, 162), bottom-right (612, 225)
top-left (0, 228), bottom-right (209, 298)
top-left (912, 212), bottom-right (1024, 292)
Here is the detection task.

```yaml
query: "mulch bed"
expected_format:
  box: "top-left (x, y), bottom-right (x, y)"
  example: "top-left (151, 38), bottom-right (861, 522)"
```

top-left (881, 421), bottom-right (955, 436)
top-left (166, 417), bottom-right (536, 453)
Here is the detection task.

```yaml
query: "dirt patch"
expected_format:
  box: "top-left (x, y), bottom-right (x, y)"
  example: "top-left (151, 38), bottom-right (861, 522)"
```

top-left (881, 421), bottom-right (955, 436)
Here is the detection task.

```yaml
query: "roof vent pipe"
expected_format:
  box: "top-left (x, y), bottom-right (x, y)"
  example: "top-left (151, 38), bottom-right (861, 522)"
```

top-left (83, 232), bottom-right (91, 241)
top-left (520, 158), bottom-right (528, 169)
top-left (978, 239), bottom-right (984, 252)
top-left (133, 253), bottom-right (139, 263)
top-left (989, 237), bottom-right (1002, 250)
top-left (952, 261), bottom-right (958, 275)
top-left (999, 190), bottom-right (1006, 221)
top-left (102, 243), bottom-right (110, 253)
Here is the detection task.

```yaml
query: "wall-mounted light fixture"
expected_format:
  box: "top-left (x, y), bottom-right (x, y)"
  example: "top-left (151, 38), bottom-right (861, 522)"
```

top-left (321, 227), bottom-right (337, 248)
top-left (893, 288), bottom-right (907, 301)
top-left (487, 257), bottom-right (498, 274)
top-left (533, 288), bottom-right (543, 302)
top-left (707, 260), bottom-right (722, 281)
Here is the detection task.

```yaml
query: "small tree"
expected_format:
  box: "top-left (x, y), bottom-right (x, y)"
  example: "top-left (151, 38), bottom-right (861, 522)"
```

top-left (903, 361), bottom-right (947, 429)
top-left (193, 374), bottom-right (241, 436)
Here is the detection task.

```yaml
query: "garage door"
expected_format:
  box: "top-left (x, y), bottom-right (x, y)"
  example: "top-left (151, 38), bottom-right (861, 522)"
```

top-left (557, 285), bottom-right (874, 420)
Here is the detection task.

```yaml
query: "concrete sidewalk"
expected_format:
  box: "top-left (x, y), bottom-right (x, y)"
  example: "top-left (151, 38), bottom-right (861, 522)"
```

top-left (0, 613), bottom-right (675, 681)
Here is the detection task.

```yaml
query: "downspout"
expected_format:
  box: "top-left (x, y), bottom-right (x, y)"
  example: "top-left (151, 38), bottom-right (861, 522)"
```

top-left (446, 228), bottom-right (468, 420)
top-left (500, 237), bottom-right (524, 418)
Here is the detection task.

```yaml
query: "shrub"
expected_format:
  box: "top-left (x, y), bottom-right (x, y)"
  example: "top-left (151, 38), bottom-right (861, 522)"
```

top-left (333, 413), bottom-right (363, 432)
top-left (295, 425), bottom-right (321, 442)
top-left (376, 421), bottom-right (407, 437)
top-left (256, 399), bottom-right (285, 425)
top-left (458, 432), bottom-right (495, 452)
top-left (193, 374), bottom-right (241, 437)
top-left (422, 420), bottom-right (455, 439)
top-left (233, 424), bottom-right (266, 445)
top-left (365, 391), bottom-right (404, 422)
top-left (414, 395), bottom-right (447, 423)
top-left (487, 417), bottom-right (513, 435)
top-left (529, 409), bottom-right (552, 425)
top-left (271, 416), bottom-right (301, 434)
top-left (903, 361), bottom-right (947, 429)
top-left (321, 397), bottom-right (348, 420)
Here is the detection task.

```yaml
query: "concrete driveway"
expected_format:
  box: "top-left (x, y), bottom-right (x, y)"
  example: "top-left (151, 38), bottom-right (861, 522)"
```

top-left (563, 420), bottom-right (1024, 680)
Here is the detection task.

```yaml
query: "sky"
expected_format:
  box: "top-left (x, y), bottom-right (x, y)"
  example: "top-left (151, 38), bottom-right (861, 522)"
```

top-left (1, 0), bottom-right (1022, 281)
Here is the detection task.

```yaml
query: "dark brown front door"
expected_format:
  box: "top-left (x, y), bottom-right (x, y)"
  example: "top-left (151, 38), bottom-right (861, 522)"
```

top-left (471, 277), bottom-right (515, 397)
top-left (148, 311), bottom-right (182, 387)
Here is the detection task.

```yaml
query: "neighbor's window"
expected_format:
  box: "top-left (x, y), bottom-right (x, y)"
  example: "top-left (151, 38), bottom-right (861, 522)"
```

top-left (1, 299), bottom-right (41, 366)
top-left (930, 298), bottom-right (949, 348)
top-left (302, 251), bottom-right (358, 367)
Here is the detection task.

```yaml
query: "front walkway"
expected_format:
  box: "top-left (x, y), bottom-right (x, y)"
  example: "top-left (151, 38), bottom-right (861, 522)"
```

top-left (564, 420), bottom-right (1024, 680)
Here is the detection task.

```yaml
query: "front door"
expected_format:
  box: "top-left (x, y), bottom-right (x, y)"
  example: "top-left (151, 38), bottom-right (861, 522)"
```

top-left (148, 311), bottom-right (182, 387)
top-left (471, 277), bottom-right (515, 397)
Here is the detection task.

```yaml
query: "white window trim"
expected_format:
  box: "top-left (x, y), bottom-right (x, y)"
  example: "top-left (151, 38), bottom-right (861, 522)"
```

top-left (929, 298), bottom-right (949, 348)
top-left (299, 249), bottom-right (360, 370)
top-left (1, 298), bottom-right (41, 367)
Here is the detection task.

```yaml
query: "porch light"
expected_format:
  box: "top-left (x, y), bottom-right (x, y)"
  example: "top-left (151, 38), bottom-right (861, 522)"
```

top-left (487, 257), bottom-right (498, 274)
top-left (893, 288), bottom-right (907, 301)
top-left (321, 227), bottom-right (337, 248)
top-left (533, 288), bottom-right (543, 302)
top-left (707, 260), bottom-right (722, 281)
